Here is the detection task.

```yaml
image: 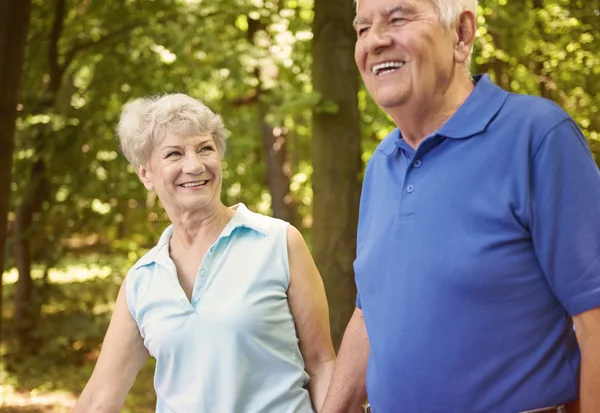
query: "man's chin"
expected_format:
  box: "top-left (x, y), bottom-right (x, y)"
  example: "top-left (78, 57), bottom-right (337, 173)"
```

top-left (376, 96), bottom-right (408, 112)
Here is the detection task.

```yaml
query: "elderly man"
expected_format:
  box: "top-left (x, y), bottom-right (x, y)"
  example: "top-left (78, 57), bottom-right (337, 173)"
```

top-left (321, 0), bottom-right (600, 412)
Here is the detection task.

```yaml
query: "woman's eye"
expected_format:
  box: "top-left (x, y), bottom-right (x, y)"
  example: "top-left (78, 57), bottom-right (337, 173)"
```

top-left (166, 151), bottom-right (181, 158)
top-left (200, 146), bottom-right (214, 152)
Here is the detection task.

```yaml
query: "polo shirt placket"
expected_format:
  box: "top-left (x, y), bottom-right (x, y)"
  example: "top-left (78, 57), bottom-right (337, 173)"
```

top-left (395, 135), bottom-right (446, 223)
top-left (192, 243), bottom-right (216, 307)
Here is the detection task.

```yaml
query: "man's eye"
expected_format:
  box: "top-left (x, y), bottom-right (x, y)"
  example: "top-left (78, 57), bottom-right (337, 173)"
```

top-left (357, 27), bottom-right (370, 37)
top-left (391, 17), bottom-right (406, 24)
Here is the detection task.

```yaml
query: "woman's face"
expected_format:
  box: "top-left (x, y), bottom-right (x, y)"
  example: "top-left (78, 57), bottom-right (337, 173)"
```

top-left (138, 131), bottom-right (223, 216)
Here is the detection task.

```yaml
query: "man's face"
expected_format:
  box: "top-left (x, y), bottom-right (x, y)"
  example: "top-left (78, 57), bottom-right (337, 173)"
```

top-left (354, 0), bottom-right (458, 111)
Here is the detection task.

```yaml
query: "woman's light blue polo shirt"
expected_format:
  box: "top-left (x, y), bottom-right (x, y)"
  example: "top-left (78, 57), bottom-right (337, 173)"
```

top-left (126, 204), bottom-right (314, 413)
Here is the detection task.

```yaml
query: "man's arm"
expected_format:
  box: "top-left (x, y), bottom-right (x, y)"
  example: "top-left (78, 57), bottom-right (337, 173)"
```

top-left (573, 306), bottom-right (600, 413)
top-left (321, 307), bottom-right (369, 413)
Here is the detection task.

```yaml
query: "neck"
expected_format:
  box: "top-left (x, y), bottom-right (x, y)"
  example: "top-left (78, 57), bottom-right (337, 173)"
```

top-left (387, 72), bottom-right (474, 149)
top-left (169, 202), bottom-right (234, 248)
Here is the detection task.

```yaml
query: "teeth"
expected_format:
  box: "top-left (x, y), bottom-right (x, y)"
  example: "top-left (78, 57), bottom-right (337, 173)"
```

top-left (372, 61), bottom-right (405, 75)
top-left (181, 181), bottom-right (207, 188)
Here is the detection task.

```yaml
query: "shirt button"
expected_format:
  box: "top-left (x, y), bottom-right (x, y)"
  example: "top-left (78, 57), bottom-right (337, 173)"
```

top-left (406, 184), bottom-right (415, 193)
top-left (193, 296), bottom-right (200, 303)
top-left (200, 269), bottom-right (206, 276)
top-left (413, 160), bottom-right (422, 168)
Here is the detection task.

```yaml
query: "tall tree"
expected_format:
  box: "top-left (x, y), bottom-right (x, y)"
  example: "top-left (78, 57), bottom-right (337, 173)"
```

top-left (311, 0), bottom-right (362, 349)
top-left (0, 0), bottom-right (33, 342)
top-left (12, 0), bottom-right (68, 334)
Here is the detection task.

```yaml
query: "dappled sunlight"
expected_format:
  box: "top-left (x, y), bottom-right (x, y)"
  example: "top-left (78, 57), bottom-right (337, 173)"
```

top-left (0, 384), bottom-right (76, 413)
top-left (3, 263), bottom-right (114, 285)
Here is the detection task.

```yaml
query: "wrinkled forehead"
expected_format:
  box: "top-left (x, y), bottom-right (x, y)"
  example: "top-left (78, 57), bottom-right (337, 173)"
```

top-left (354, 0), bottom-right (428, 29)
top-left (354, 0), bottom-right (434, 16)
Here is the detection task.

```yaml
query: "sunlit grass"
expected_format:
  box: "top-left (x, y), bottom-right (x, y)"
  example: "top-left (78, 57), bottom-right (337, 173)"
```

top-left (2, 253), bottom-right (131, 285)
top-left (0, 383), bottom-right (75, 413)
top-left (2, 265), bottom-right (112, 285)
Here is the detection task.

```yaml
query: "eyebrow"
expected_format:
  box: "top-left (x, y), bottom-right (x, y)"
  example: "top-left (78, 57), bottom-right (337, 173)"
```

top-left (353, 3), bottom-right (417, 28)
top-left (161, 139), bottom-right (212, 150)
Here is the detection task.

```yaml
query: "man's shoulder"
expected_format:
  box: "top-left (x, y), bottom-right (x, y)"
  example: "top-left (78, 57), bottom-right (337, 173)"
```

top-left (502, 92), bottom-right (571, 127)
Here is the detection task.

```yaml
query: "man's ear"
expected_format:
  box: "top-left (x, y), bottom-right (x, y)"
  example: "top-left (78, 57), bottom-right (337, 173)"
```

top-left (454, 10), bottom-right (476, 64)
top-left (137, 165), bottom-right (154, 190)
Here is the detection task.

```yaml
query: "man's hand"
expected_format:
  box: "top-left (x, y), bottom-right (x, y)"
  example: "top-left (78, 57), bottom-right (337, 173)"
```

top-left (321, 308), bottom-right (370, 413)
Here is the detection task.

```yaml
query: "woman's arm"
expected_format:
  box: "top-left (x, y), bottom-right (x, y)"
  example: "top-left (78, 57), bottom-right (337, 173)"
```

top-left (73, 279), bottom-right (149, 413)
top-left (286, 225), bottom-right (336, 412)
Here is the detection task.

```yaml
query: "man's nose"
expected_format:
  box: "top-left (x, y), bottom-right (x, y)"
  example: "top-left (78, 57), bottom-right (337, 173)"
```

top-left (364, 26), bottom-right (393, 53)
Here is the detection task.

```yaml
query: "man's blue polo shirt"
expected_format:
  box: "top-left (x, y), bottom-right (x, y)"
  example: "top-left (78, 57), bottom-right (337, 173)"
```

top-left (355, 74), bottom-right (600, 413)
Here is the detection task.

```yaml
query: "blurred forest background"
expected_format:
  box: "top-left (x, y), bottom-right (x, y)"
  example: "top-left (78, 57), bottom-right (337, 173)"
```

top-left (0, 0), bottom-right (598, 411)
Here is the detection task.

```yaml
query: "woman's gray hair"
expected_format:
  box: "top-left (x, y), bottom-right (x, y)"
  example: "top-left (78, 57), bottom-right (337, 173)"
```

top-left (117, 93), bottom-right (227, 167)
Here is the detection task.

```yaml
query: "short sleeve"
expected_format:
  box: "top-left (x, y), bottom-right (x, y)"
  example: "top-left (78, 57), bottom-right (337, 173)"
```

top-left (125, 267), bottom-right (139, 322)
top-left (531, 118), bottom-right (600, 315)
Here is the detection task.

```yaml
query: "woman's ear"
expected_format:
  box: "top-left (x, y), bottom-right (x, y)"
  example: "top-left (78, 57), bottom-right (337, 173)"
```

top-left (454, 10), bottom-right (476, 64)
top-left (137, 165), bottom-right (154, 190)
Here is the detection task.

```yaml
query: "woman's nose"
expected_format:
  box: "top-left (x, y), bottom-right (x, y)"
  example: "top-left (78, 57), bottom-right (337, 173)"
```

top-left (182, 151), bottom-right (205, 174)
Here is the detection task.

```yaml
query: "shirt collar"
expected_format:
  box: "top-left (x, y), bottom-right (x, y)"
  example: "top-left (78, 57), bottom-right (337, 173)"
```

top-left (378, 74), bottom-right (509, 156)
top-left (221, 203), bottom-right (270, 237)
top-left (132, 203), bottom-right (269, 269)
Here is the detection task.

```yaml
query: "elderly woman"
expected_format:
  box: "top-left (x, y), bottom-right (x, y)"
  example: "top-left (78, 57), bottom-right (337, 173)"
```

top-left (74, 94), bottom-right (336, 413)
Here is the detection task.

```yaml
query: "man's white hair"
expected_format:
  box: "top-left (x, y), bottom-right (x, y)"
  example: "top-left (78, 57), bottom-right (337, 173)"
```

top-left (117, 93), bottom-right (227, 167)
top-left (433, 0), bottom-right (478, 28)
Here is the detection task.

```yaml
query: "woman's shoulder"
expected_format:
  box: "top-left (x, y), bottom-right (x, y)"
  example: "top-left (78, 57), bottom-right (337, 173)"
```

top-left (233, 204), bottom-right (290, 235)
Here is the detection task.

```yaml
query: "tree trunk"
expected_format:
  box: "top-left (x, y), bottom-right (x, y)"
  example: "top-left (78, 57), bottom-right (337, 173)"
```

top-left (311, 0), bottom-right (362, 350)
top-left (12, 0), bottom-right (66, 341)
top-left (13, 160), bottom-right (46, 329)
top-left (0, 0), bottom-right (33, 343)
top-left (259, 105), bottom-right (300, 227)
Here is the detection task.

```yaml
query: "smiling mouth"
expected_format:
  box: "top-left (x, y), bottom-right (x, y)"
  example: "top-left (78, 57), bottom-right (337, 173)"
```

top-left (180, 180), bottom-right (208, 188)
top-left (372, 61), bottom-right (405, 76)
